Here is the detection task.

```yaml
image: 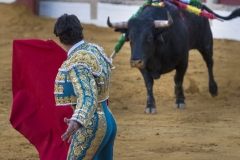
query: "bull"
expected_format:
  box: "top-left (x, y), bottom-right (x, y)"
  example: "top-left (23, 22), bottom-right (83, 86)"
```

top-left (107, 1), bottom-right (240, 114)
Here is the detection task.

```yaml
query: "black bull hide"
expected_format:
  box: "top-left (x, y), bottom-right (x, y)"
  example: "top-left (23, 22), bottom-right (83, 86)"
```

top-left (107, 2), bottom-right (240, 114)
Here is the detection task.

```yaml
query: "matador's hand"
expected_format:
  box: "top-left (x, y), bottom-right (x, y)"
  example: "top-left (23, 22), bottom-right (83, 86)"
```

top-left (61, 117), bottom-right (81, 143)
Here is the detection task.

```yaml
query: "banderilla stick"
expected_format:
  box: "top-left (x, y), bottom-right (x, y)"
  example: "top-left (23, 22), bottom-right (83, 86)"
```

top-left (110, 51), bottom-right (116, 59)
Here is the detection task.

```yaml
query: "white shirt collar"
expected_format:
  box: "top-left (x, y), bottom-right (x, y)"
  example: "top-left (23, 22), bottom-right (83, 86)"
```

top-left (67, 40), bottom-right (85, 56)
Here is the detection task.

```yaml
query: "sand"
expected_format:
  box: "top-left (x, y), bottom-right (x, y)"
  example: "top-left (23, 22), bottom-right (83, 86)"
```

top-left (1, 2), bottom-right (240, 160)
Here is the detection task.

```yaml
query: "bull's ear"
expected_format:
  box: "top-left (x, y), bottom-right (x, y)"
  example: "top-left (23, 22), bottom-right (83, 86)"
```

top-left (156, 30), bottom-right (171, 44)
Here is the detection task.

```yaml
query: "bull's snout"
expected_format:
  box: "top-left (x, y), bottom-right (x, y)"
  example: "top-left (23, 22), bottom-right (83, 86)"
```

top-left (130, 60), bottom-right (144, 69)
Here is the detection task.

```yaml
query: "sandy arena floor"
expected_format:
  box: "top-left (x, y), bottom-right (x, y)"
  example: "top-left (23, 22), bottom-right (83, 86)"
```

top-left (0, 2), bottom-right (240, 160)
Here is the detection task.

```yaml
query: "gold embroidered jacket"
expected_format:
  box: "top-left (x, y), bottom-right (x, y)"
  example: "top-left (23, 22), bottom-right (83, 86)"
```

top-left (54, 42), bottom-right (114, 127)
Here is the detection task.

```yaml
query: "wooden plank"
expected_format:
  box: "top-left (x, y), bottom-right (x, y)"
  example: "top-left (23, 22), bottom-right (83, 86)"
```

top-left (90, 0), bottom-right (97, 19)
top-left (218, 0), bottom-right (240, 5)
top-left (16, 0), bottom-right (37, 14)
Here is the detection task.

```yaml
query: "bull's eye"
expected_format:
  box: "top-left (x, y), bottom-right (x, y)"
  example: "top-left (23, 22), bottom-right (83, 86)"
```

top-left (148, 36), bottom-right (154, 42)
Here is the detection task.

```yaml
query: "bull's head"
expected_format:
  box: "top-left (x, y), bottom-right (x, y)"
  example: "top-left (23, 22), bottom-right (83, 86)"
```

top-left (107, 12), bottom-right (173, 69)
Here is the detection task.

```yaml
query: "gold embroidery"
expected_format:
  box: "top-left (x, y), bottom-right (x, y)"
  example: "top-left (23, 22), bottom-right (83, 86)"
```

top-left (72, 77), bottom-right (78, 83)
top-left (92, 58), bottom-right (111, 102)
top-left (64, 97), bottom-right (70, 104)
top-left (79, 116), bottom-right (85, 123)
top-left (70, 95), bottom-right (77, 103)
top-left (87, 129), bottom-right (93, 135)
top-left (69, 67), bottom-right (98, 127)
top-left (78, 110), bottom-right (87, 117)
top-left (54, 83), bottom-right (58, 92)
top-left (62, 50), bottom-right (101, 74)
top-left (55, 95), bottom-right (77, 105)
top-left (97, 91), bottom-right (109, 102)
top-left (80, 74), bottom-right (87, 81)
top-left (88, 121), bottom-right (92, 126)
top-left (67, 74), bottom-right (71, 81)
top-left (77, 134), bottom-right (85, 142)
top-left (58, 97), bottom-right (64, 104)
top-left (68, 115), bottom-right (95, 159)
top-left (56, 72), bottom-right (65, 81)
top-left (83, 103), bottom-right (107, 159)
top-left (77, 98), bottom-right (84, 105)
top-left (68, 103), bottom-right (107, 159)
top-left (74, 146), bottom-right (82, 156)
top-left (109, 62), bottom-right (114, 69)
top-left (54, 83), bottom-right (64, 93)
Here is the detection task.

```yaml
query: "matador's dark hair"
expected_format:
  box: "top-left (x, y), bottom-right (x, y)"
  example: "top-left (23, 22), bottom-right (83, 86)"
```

top-left (54, 14), bottom-right (84, 45)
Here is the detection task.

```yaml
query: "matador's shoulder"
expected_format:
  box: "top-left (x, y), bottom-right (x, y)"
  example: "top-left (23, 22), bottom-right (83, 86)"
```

top-left (60, 49), bottom-right (102, 76)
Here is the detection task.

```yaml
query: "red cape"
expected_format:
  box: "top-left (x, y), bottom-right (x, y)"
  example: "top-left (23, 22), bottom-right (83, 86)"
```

top-left (10, 39), bottom-right (73, 160)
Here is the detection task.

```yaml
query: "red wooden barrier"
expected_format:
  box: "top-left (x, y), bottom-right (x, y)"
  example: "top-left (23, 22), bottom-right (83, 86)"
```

top-left (218, 0), bottom-right (240, 5)
top-left (14, 0), bottom-right (240, 15)
top-left (16, 0), bottom-right (37, 14)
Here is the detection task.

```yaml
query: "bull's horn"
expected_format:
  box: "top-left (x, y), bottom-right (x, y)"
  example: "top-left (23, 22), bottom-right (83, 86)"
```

top-left (154, 12), bottom-right (173, 28)
top-left (107, 16), bottom-right (128, 28)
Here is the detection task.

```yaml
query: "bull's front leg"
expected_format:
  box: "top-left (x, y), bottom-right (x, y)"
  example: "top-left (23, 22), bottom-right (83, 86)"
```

top-left (139, 69), bottom-right (156, 114)
top-left (174, 62), bottom-right (188, 109)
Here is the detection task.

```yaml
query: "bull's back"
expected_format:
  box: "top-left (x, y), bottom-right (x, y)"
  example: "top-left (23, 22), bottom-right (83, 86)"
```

top-left (141, 3), bottom-right (212, 49)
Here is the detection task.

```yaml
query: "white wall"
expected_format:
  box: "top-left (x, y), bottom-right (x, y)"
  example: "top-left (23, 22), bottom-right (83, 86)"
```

top-left (1, 0), bottom-right (240, 41)
top-left (38, 1), bottom-right (240, 41)
top-left (0, 0), bottom-right (15, 2)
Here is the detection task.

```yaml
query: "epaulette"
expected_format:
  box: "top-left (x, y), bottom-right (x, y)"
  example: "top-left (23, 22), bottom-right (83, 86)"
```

top-left (59, 50), bottom-right (102, 76)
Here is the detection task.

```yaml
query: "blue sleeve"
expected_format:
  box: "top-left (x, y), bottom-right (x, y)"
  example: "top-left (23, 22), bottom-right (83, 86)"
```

top-left (68, 66), bottom-right (98, 127)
